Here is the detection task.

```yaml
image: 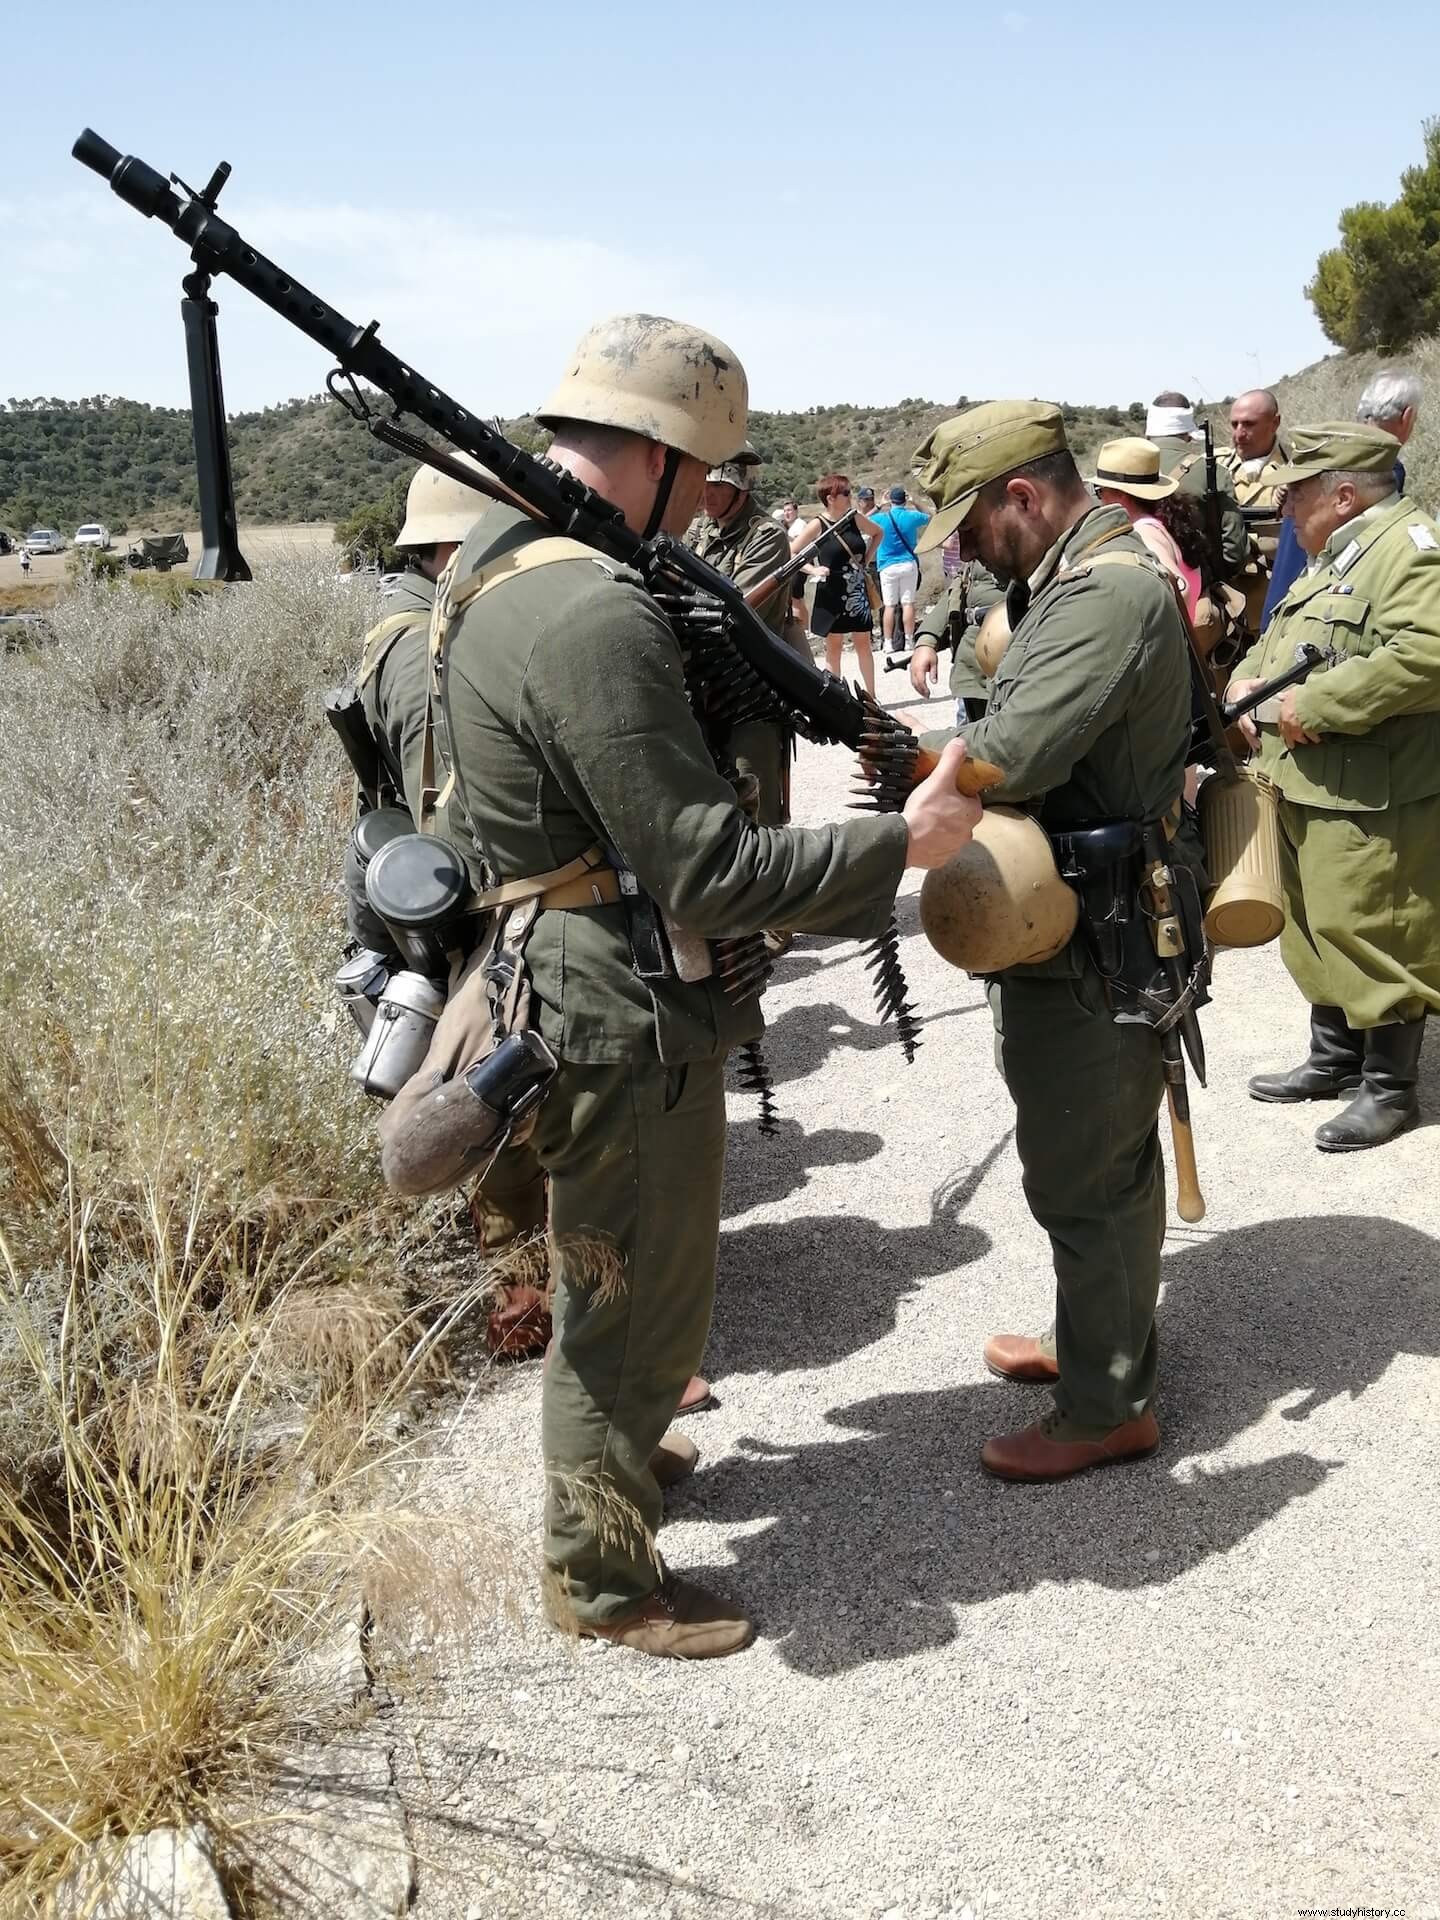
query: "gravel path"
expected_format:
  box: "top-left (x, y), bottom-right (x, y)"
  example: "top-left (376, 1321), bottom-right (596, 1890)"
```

top-left (392, 689), bottom-right (1439, 1920)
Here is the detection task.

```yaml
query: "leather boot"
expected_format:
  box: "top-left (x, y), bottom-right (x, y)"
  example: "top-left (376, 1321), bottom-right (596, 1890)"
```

top-left (1248, 1005), bottom-right (1364, 1103)
top-left (649, 1429), bottom-right (698, 1492)
top-left (983, 1332), bottom-right (1059, 1383)
top-left (547, 1574), bottom-right (754, 1660)
top-left (1315, 1018), bottom-right (1425, 1151)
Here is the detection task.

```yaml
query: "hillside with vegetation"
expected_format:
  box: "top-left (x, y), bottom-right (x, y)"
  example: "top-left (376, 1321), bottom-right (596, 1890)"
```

top-left (5, 348), bottom-right (1435, 547)
top-left (1, 390), bottom-right (1169, 539)
top-left (1269, 335), bottom-right (1439, 508)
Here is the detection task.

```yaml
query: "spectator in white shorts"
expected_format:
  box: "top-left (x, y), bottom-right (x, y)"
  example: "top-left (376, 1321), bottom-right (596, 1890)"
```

top-left (873, 485), bottom-right (931, 655)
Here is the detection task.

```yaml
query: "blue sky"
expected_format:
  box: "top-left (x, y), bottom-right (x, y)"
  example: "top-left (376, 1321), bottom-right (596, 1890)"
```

top-left (3, 0), bottom-right (1438, 417)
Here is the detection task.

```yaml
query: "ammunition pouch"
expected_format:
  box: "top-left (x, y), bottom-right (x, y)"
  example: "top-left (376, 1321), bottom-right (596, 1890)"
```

top-left (1051, 818), bottom-right (1210, 1028)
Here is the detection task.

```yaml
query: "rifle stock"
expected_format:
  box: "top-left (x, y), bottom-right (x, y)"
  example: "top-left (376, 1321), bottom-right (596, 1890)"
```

top-left (742, 504), bottom-right (860, 610)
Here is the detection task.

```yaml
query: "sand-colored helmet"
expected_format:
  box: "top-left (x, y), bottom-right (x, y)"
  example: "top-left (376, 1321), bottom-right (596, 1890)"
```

top-left (395, 453), bottom-right (494, 549)
top-left (706, 440), bottom-right (762, 488)
top-left (920, 806), bottom-right (1077, 973)
top-left (974, 600), bottom-right (1013, 678)
top-left (536, 313), bottom-right (748, 467)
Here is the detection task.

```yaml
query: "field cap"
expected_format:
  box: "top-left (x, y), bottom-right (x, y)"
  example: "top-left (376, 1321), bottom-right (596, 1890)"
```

top-left (1269, 422), bottom-right (1400, 486)
top-left (913, 401), bottom-right (1068, 551)
top-left (1092, 437), bottom-right (1177, 501)
top-left (857, 485), bottom-right (876, 501)
top-left (888, 485), bottom-right (907, 503)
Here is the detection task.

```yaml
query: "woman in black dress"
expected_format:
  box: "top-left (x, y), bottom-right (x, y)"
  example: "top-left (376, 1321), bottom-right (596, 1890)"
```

top-left (796, 473), bottom-right (881, 697)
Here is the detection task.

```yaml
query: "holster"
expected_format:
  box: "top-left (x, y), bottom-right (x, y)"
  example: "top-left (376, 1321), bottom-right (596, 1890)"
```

top-left (1050, 818), bottom-right (1210, 1024)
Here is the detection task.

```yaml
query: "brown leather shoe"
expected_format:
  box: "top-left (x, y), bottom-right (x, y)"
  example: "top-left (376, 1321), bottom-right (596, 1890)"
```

top-left (983, 1332), bottom-right (1059, 1384)
top-left (981, 1408), bottom-right (1160, 1482)
top-left (677, 1373), bottom-right (715, 1413)
top-left (649, 1429), bottom-right (698, 1491)
top-left (485, 1282), bottom-right (552, 1360)
top-left (554, 1576), bottom-right (754, 1660)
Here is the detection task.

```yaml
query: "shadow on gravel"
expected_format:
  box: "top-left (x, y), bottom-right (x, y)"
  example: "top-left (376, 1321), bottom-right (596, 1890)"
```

top-left (757, 994), bottom-right (987, 1089)
top-left (722, 1115), bottom-right (884, 1216)
top-left (709, 1139), bottom-right (1007, 1379)
top-left (680, 1213), bottom-right (1438, 1675)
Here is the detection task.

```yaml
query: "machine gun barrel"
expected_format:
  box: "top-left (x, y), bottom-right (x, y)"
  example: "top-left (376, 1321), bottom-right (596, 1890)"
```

top-left (73, 128), bottom-right (881, 758)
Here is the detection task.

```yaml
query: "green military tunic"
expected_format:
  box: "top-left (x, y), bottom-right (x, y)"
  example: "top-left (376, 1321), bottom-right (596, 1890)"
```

top-left (914, 564), bottom-right (1002, 711)
top-left (687, 495), bottom-right (797, 824)
top-left (1231, 492), bottom-right (1440, 1028)
top-left (359, 569), bottom-right (437, 813)
top-left (440, 501), bottom-right (908, 1622)
top-left (1153, 433), bottom-right (1249, 581)
top-left (355, 561), bottom-right (547, 1249)
top-left (929, 504), bottom-right (1192, 1432)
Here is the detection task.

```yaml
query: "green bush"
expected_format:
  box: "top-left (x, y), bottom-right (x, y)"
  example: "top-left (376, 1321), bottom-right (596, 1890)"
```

top-left (1306, 118), bottom-right (1440, 352)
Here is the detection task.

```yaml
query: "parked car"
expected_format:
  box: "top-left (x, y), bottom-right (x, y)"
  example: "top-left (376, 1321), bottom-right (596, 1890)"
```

top-left (73, 523), bottom-right (112, 550)
top-left (24, 528), bottom-right (65, 555)
top-left (0, 530), bottom-right (13, 556)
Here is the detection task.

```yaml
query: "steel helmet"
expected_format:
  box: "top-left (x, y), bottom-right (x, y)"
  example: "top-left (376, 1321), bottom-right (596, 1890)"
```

top-left (395, 453), bottom-right (494, 549)
top-left (920, 807), bottom-right (1077, 973)
top-left (536, 313), bottom-right (748, 467)
top-left (706, 440), bottom-right (762, 489)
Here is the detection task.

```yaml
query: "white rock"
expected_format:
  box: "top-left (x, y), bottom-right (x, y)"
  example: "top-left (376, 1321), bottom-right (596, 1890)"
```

top-left (56, 1824), bottom-right (231, 1920)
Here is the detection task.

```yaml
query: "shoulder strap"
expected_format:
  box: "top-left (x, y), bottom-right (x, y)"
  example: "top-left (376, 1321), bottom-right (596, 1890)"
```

top-left (887, 508), bottom-right (920, 564)
top-left (420, 533), bottom-right (612, 841)
top-left (1173, 450), bottom-right (1205, 483)
top-left (358, 609), bottom-right (421, 688)
top-left (429, 533), bottom-right (607, 665)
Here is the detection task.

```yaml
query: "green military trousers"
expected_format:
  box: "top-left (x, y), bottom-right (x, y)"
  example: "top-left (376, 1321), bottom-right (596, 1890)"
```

top-left (470, 1137), bottom-right (548, 1250)
top-left (530, 1054), bottom-right (727, 1624)
top-left (989, 962), bottom-right (1165, 1430)
top-left (1277, 792), bottom-right (1440, 1029)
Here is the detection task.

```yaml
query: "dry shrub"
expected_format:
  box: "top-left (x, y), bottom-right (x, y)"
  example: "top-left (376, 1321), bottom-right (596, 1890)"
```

top-left (0, 558), bottom-right (517, 1911)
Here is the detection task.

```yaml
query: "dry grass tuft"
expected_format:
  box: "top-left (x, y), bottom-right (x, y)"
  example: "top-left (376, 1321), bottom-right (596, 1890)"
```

top-left (0, 557), bottom-right (519, 1911)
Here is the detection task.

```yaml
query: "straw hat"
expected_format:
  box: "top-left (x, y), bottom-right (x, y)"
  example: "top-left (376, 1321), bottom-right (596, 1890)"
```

top-left (1092, 438), bottom-right (1178, 502)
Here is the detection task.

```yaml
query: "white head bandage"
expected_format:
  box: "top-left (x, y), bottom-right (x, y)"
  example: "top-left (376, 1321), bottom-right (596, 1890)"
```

top-left (1146, 403), bottom-right (1199, 440)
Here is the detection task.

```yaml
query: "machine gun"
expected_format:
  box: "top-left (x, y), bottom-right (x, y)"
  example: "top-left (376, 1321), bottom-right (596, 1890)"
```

top-left (73, 129), bottom-right (1000, 1058)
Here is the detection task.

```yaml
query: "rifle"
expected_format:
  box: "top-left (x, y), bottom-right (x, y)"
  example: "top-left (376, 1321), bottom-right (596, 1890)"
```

top-left (740, 504), bottom-right (859, 612)
top-left (1185, 643), bottom-right (1324, 767)
top-left (73, 129), bottom-right (999, 1058)
top-left (1199, 417), bottom-right (1226, 594)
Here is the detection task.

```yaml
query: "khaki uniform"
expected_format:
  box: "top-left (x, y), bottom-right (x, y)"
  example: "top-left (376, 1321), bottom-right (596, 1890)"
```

top-left (440, 502), bottom-right (908, 1623)
top-left (1220, 441), bottom-right (1288, 630)
top-left (1231, 493), bottom-right (1440, 1028)
top-left (687, 496), bottom-right (797, 824)
top-left (925, 505), bottom-right (1192, 1430)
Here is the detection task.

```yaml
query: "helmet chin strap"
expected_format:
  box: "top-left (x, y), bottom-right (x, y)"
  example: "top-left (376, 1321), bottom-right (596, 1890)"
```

top-left (642, 446), bottom-right (683, 540)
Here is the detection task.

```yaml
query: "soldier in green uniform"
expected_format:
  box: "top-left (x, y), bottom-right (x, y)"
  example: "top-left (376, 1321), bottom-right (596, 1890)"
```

top-left (913, 401), bottom-right (1193, 1482)
top-left (906, 563), bottom-right (1004, 723)
top-left (1230, 421), bottom-right (1440, 1150)
top-left (685, 443), bottom-right (797, 824)
top-left (435, 314), bottom-right (982, 1657)
top-left (349, 458), bottom-right (551, 1321)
